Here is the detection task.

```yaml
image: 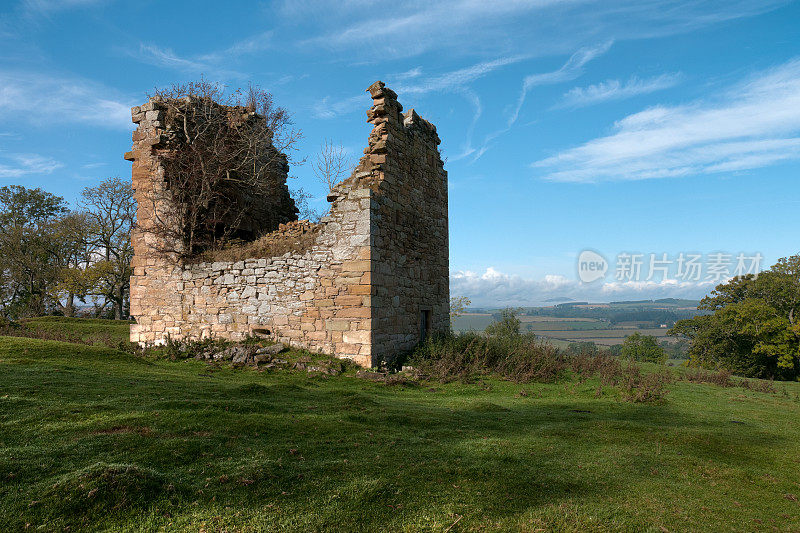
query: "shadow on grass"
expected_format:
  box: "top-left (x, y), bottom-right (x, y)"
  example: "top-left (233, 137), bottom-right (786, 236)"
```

top-left (0, 337), bottom-right (795, 530)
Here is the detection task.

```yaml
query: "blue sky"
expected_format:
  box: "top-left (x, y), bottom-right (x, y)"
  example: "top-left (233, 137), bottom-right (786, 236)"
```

top-left (1, 0), bottom-right (799, 306)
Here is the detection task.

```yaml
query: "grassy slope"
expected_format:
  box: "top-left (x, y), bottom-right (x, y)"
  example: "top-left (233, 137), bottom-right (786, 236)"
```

top-left (21, 316), bottom-right (132, 345)
top-left (1, 335), bottom-right (799, 531)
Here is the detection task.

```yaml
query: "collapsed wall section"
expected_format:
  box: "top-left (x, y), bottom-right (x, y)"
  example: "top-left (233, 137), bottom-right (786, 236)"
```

top-left (126, 98), bottom-right (374, 365)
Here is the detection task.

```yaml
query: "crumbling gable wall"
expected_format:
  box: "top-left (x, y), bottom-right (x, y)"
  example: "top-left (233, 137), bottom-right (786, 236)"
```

top-left (127, 82), bottom-right (448, 367)
top-left (361, 82), bottom-right (450, 360)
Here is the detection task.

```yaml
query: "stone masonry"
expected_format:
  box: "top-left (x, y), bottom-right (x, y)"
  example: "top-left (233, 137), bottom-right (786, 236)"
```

top-left (125, 81), bottom-right (449, 367)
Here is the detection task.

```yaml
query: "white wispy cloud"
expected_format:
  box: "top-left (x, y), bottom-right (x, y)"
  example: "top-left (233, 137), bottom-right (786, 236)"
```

top-left (451, 267), bottom-right (714, 307)
top-left (534, 57), bottom-right (800, 182)
top-left (397, 56), bottom-right (527, 95)
top-left (560, 73), bottom-right (682, 108)
top-left (316, 55), bottom-right (525, 120)
top-left (133, 32), bottom-right (273, 78)
top-left (312, 94), bottom-right (366, 119)
top-left (300, 0), bottom-right (566, 57)
top-left (452, 88), bottom-right (482, 160)
top-left (2, 0), bottom-right (107, 38)
top-left (198, 32), bottom-right (272, 62)
top-left (22, 0), bottom-right (105, 14)
top-left (0, 70), bottom-right (132, 129)
top-left (136, 44), bottom-right (210, 73)
top-left (395, 67), bottom-right (422, 81)
top-left (289, 0), bottom-right (789, 158)
top-left (458, 41), bottom-right (611, 163)
top-left (0, 153), bottom-right (62, 178)
top-left (292, 0), bottom-right (788, 61)
top-left (508, 41), bottom-right (612, 126)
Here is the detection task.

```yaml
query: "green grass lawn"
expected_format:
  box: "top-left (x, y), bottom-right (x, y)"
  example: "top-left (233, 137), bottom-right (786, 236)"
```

top-left (20, 316), bottom-right (132, 345)
top-left (1, 327), bottom-right (799, 531)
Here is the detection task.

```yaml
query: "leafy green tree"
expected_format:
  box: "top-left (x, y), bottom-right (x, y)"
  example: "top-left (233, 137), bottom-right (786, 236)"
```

top-left (485, 308), bottom-right (522, 339)
top-left (621, 333), bottom-right (667, 364)
top-left (608, 344), bottom-right (623, 357)
top-left (0, 180), bottom-right (136, 320)
top-left (659, 338), bottom-right (689, 360)
top-left (449, 296), bottom-right (471, 319)
top-left (670, 254), bottom-right (800, 379)
top-left (0, 185), bottom-right (68, 317)
top-left (565, 341), bottom-right (600, 355)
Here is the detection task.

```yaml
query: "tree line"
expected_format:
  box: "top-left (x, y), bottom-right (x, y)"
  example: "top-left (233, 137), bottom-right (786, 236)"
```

top-left (0, 177), bottom-right (134, 320)
top-left (671, 253), bottom-right (800, 380)
top-left (520, 306), bottom-right (700, 327)
top-left (0, 83), bottom-right (354, 321)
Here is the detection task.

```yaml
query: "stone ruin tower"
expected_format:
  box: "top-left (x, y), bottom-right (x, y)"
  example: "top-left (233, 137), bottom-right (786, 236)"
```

top-left (125, 81), bottom-right (449, 367)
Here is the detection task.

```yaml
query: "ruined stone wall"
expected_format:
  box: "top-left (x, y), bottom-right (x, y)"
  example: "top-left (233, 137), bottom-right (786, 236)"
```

top-left (127, 82), bottom-right (448, 367)
top-left (362, 82), bottom-right (450, 360)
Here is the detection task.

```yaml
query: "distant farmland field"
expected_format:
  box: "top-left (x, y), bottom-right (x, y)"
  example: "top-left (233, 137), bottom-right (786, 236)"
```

top-left (535, 328), bottom-right (678, 346)
top-left (452, 313), bottom-right (678, 347)
top-left (451, 313), bottom-right (494, 331)
top-left (522, 320), bottom-right (609, 331)
top-left (532, 328), bottom-right (670, 339)
top-left (452, 314), bottom-right (608, 332)
top-left (519, 316), bottom-right (603, 322)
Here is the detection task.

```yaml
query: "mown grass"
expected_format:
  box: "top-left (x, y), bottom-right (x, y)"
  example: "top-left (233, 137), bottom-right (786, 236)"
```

top-left (0, 323), bottom-right (799, 531)
top-left (17, 316), bottom-right (132, 345)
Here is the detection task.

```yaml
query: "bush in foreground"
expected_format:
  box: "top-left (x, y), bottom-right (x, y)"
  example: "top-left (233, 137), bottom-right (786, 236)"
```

top-left (410, 331), bottom-right (671, 403)
top-left (409, 331), bottom-right (566, 384)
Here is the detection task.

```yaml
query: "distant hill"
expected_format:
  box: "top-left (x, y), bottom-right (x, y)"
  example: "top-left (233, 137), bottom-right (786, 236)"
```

top-left (610, 298), bottom-right (700, 308)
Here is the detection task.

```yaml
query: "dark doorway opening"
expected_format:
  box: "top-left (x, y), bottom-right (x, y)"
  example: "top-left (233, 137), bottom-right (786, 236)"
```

top-left (419, 310), bottom-right (431, 342)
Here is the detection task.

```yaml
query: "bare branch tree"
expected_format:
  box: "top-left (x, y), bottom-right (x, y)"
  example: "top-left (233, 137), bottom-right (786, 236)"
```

top-left (312, 139), bottom-right (353, 193)
top-left (142, 80), bottom-right (302, 259)
top-left (290, 186), bottom-right (323, 223)
top-left (79, 177), bottom-right (136, 319)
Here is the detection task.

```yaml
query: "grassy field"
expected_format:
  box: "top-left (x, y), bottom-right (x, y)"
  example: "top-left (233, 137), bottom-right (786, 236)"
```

top-left (521, 320), bottom-right (609, 332)
top-left (453, 313), bottom-right (678, 348)
top-left (1, 322), bottom-right (800, 531)
top-left (451, 313), bottom-right (495, 332)
top-left (18, 316), bottom-right (132, 345)
top-left (452, 314), bottom-right (609, 333)
top-left (534, 328), bottom-right (676, 347)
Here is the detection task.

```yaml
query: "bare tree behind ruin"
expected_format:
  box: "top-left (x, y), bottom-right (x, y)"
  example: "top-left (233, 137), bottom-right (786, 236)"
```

top-left (79, 177), bottom-right (136, 319)
top-left (290, 186), bottom-right (322, 222)
top-left (142, 80), bottom-right (302, 259)
top-left (312, 139), bottom-right (353, 193)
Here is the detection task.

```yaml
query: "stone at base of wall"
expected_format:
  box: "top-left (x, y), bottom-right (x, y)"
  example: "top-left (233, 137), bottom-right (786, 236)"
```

top-left (130, 323), bottom-right (373, 367)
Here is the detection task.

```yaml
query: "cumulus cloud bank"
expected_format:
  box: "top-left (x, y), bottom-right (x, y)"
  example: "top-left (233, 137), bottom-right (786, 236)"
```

top-left (451, 267), bottom-right (715, 307)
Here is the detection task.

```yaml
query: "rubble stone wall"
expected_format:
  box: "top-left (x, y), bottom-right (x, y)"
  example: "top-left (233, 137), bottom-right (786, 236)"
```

top-left (362, 82), bottom-right (450, 361)
top-left (127, 82), bottom-right (448, 367)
